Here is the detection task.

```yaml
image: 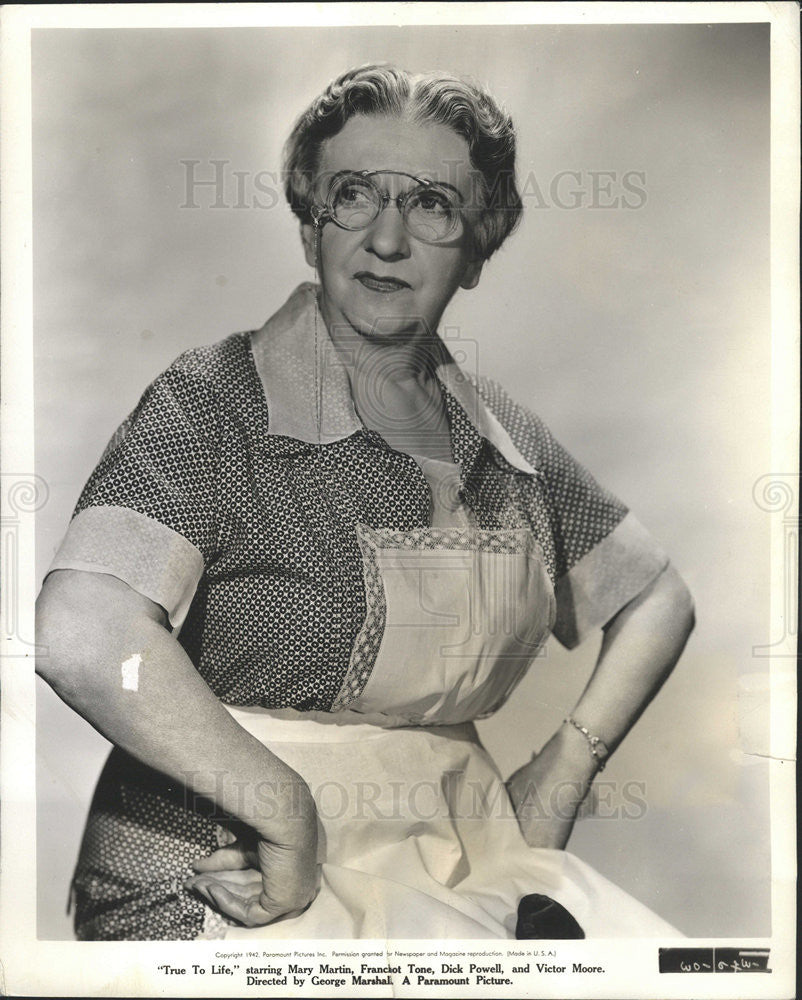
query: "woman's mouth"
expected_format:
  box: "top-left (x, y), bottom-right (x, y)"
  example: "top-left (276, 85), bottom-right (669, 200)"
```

top-left (354, 272), bottom-right (411, 293)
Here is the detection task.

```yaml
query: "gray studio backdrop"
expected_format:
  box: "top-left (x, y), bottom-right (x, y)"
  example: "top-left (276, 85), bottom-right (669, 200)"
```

top-left (33, 23), bottom-right (770, 939)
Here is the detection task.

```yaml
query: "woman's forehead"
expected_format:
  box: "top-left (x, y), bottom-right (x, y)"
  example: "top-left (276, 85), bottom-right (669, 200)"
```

top-left (316, 115), bottom-right (474, 193)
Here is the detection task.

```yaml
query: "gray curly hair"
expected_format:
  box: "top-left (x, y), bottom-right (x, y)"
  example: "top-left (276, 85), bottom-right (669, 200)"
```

top-left (283, 64), bottom-right (523, 260)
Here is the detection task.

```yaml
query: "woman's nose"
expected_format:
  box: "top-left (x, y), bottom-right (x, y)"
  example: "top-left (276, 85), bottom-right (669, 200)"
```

top-left (362, 201), bottom-right (411, 259)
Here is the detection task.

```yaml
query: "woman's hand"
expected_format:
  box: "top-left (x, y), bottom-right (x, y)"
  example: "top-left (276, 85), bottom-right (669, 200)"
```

top-left (185, 797), bottom-right (321, 927)
top-left (506, 727), bottom-right (598, 850)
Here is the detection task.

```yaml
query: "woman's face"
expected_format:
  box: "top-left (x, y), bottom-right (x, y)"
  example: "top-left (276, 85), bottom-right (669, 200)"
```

top-left (302, 114), bottom-right (484, 343)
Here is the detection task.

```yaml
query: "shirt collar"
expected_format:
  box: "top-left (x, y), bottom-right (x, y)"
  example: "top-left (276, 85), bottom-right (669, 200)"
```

top-left (250, 282), bottom-right (537, 477)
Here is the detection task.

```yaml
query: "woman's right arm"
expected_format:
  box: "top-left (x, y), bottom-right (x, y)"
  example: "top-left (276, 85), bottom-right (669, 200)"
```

top-left (36, 567), bottom-right (319, 926)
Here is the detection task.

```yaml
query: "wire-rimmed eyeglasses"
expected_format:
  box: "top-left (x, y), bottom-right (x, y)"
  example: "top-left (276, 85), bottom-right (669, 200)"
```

top-left (310, 169), bottom-right (465, 245)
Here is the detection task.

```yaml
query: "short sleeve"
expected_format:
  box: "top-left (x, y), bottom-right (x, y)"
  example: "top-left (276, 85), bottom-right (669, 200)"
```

top-left (477, 378), bottom-right (669, 648)
top-left (47, 359), bottom-right (222, 630)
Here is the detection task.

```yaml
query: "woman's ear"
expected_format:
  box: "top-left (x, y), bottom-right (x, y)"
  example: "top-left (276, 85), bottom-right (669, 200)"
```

top-left (460, 257), bottom-right (484, 290)
top-left (301, 222), bottom-right (317, 268)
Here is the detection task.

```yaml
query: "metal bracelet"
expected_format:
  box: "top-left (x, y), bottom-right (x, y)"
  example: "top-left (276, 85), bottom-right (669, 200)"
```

top-left (563, 717), bottom-right (610, 771)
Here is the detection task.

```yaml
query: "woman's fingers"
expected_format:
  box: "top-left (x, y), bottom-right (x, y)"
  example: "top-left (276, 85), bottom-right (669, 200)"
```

top-left (184, 866), bottom-right (317, 927)
top-left (185, 866), bottom-right (260, 898)
top-left (186, 830), bottom-right (320, 927)
top-left (191, 842), bottom-right (255, 873)
top-left (188, 873), bottom-right (273, 927)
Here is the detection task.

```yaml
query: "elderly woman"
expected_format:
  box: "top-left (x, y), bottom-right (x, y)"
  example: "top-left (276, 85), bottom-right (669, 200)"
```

top-left (36, 64), bottom-right (694, 941)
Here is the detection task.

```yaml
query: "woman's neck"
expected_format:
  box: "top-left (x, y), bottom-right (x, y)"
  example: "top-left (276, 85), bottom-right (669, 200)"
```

top-left (319, 302), bottom-right (452, 461)
top-left (322, 310), bottom-right (441, 381)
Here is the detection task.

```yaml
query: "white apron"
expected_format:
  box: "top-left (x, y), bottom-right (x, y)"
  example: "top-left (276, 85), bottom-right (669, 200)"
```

top-left (202, 524), bottom-right (679, 940)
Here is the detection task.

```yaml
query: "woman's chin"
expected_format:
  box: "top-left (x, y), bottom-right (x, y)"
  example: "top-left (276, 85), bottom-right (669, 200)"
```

top-left (366, 319), bottom-right (426, 341)
top-left (319, 281), bottom-right (443, 343)
top-left (340, 310), bottom-right (429, 343)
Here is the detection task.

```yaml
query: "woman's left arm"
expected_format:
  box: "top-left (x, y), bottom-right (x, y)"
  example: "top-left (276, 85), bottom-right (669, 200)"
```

top-left (507, 562), bottom-right (695, 849)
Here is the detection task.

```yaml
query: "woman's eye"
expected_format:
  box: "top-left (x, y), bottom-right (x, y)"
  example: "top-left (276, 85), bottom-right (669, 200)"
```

top-left (414, 191), bottom-right (452, 214)
top-left (338, 183), bottom-right (372, 206)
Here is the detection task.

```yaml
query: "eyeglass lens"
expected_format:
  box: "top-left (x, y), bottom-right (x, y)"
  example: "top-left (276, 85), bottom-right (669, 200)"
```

top-left (328, 174), bottom-right (461, 243)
